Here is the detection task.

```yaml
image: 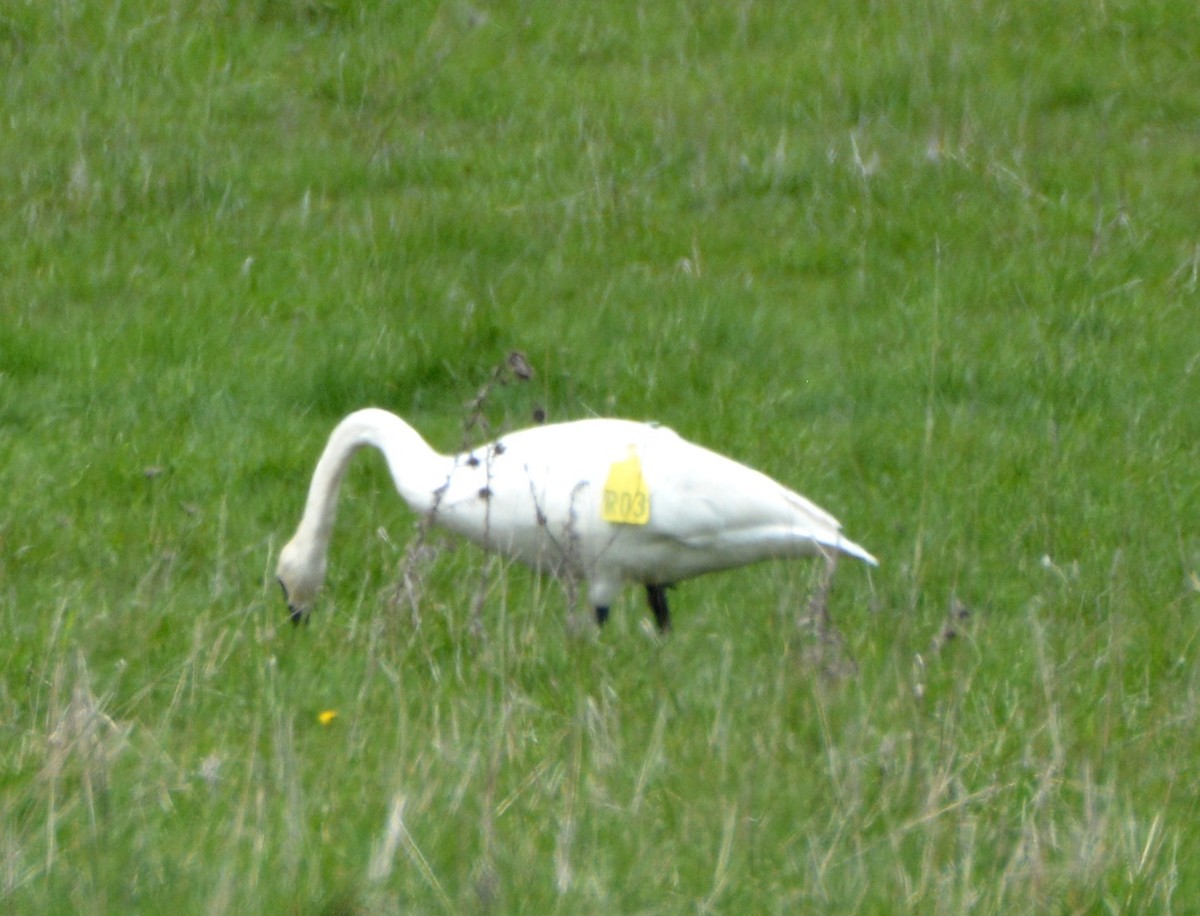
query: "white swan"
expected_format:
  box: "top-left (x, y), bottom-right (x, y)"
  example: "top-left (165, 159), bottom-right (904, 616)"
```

top-left (276, 408), bottom-right (877, 630)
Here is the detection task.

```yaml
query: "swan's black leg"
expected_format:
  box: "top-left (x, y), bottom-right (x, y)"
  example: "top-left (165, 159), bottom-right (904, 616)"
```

top-left (646, 584), bottom-right (671, 632)
top-left (595, 605), bottom-right (610, 626)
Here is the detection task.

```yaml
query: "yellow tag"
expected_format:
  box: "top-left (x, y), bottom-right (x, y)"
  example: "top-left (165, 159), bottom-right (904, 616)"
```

top-left (602, 448), bottom-right (651, 525)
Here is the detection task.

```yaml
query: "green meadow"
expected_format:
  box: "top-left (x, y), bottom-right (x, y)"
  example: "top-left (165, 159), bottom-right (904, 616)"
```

top-left (3, 0), bottom-right (1198, 910)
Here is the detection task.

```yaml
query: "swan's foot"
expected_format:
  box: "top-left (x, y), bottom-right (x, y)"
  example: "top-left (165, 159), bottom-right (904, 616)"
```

top-left (596, 588), bottom-right (671, 631)
top-left (646, 584), bottom-right (671, 632)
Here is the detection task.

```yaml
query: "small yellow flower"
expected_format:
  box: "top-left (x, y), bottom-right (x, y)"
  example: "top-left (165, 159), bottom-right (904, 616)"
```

top-left (317, 710), bottom-right (338, 725)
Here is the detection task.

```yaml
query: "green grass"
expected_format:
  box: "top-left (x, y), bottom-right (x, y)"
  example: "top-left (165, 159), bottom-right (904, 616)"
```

top-left (3, 0), bottom-right (1199, 910)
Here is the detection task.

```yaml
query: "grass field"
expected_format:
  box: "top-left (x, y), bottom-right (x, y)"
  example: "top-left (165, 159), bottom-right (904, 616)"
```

top-left (3, 0), bottom-right (1199, 911)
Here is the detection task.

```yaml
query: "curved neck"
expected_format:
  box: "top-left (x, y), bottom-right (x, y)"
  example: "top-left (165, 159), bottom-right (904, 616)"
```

top-left (293, 408), bottom-right (451, 555)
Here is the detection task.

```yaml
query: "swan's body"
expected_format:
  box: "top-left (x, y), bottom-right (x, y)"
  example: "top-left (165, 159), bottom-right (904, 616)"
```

top-left (277, 408), bottom-right (877, 629)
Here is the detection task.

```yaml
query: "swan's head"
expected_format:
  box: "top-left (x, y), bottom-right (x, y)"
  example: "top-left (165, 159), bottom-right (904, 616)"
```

top-left (276, 537), bottom-right (326, 624)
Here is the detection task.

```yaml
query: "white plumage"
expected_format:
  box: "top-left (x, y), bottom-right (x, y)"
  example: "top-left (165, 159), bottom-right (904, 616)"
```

top-left (276, 408), bottom-right (877, 630)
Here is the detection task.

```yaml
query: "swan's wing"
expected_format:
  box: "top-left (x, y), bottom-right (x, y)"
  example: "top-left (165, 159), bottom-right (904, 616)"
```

top-left (640, 430), bottom-right (876, 565)
top-left (427, 419), bottom-right (876, 579)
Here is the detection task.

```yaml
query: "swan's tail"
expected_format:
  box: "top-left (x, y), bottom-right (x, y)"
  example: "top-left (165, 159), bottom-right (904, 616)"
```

top-left (782, 488), bottom-right (878, 567)
top-left (832, 534), bottom-right (878, 567)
